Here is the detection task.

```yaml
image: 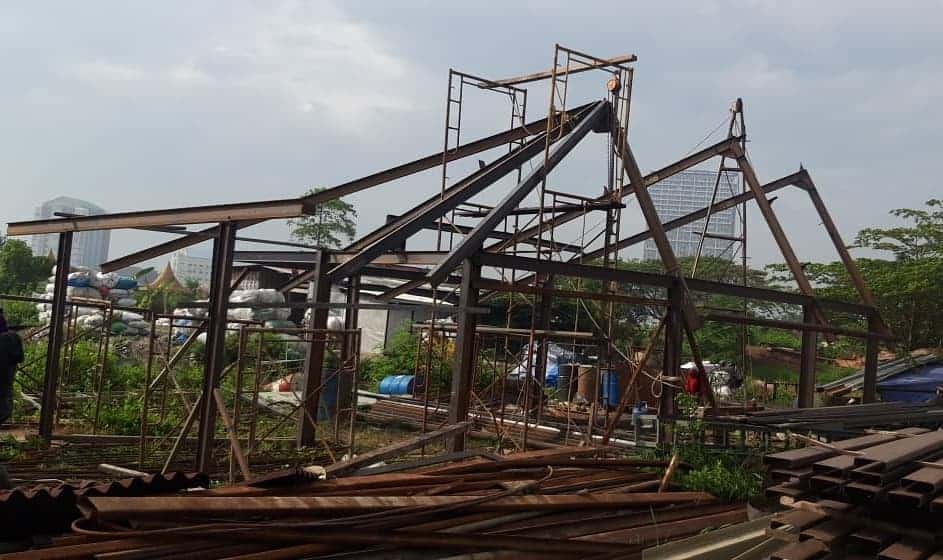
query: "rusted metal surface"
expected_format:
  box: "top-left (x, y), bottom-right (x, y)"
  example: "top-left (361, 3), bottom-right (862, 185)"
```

top-left (14, 446), bottom-right (740, 558)
top-left (764, 431), bottom-right (943, 559)
top-left (0, 472), bottom-right (207, 539)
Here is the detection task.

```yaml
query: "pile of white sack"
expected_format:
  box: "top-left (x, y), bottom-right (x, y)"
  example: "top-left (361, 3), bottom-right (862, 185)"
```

top-left (35, 266), bottom-right (147, 335)
top-left (168, 290), bottom-right (294, 344)
top-left (169, 307), bottom-right (207, 343)
top-left (228, 289), bottom-right (291, 323)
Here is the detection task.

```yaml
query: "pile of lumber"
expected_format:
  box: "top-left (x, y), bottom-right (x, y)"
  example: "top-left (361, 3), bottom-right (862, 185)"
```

top-left (763, 428), bottom-right (943, 559)
top-left (7, 431), bottom-right (743, 559)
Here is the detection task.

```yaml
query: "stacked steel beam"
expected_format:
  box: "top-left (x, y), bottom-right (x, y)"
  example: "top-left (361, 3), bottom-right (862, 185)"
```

top-left (723, 401), bottom-right (943, 433)
top-left (763, 429), bottom-right (943, 559)
top-left (6, 446), bottom-right (743, 559)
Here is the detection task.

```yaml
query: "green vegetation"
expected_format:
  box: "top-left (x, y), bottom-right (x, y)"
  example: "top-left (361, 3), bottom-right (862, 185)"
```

top-left (0, 238), bottom-right (53, 296)
top-left (768, 199), bottom-right (943, 352)
top-left (643, 394), bottom-right (766, 501)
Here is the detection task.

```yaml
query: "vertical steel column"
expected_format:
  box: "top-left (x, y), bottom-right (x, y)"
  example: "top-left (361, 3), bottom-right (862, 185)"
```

top-left (337, 275), bottom-right (360, 421)
top-left (863, 314), bottom-right (880, 404)
top-left (798, 304), bottom-right (818, 408)
top-left (660, 282), bottom-right (683, 417)
top-left (447, 259), bottom-right (480, 452)
top-left (803, 183), bottom-right (888, 334)
top-left (39, 232), bottom-right (72, 441)
top-left (534, 277), bottom-right (554, 384)
top-left (195, 222), bottom-right (236, 472)
top-left (613, 131), bottom-right (701, 330)
top-left (297, 250), bottom-right (331, 447)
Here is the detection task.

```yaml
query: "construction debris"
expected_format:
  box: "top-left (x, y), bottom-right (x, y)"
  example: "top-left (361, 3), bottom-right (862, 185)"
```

top-left (3, 446), bottom-right (744, 559)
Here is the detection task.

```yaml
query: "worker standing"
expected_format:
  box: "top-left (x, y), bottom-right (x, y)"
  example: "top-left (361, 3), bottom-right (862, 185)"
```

top-left (0, 309), bottom-right (24, 426)
top-left (0, 309), bottom-right (23, 490)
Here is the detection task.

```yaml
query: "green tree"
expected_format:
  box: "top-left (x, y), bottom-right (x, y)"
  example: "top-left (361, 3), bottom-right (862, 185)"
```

top-left (855, 199), bottom-right (942, 260)
top-left (289, 188), bottom-right (357, 248)
top-left (768, 199), bottom-right (943, 350)
top-left (0, 238), bottom-right (53, 294)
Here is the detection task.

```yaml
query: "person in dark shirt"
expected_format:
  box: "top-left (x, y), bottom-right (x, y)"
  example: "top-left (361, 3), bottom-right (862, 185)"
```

top-left (0, 310), bottom-right (24, 425)
top-left (0, 309), bottom-right (23, 489)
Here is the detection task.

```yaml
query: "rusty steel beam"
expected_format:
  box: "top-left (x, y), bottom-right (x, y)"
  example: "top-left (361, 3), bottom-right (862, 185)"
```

top-left (798, 303), bottom-right (818, 408)
top-left (39, 232), bottom-right (72, 441)
top-left (447, 260), bottom-right (480, 452)
top-left (730, 144), bottom-right (828, 329)
top-left (195, 221), bottom-right (237, 472)
top-left (8, 199), bottom-right (303, 236)
top-left (310, 127), bottom-right (561, 288)
top-left (330, 251), bottom-right (449, 266)
top-left (801, 173), bottom-right (890, 335)
top-left (479, 252), bottom-right (673, 289)
top-left (454, 200), bottom-right (624, 218)
top-left (612, 128), bottom-right (702, 330)
top-left (99, 222), bottom-right (245, 274)
top-left (485, 135), bottom-right (741, 254)
top-left (702, 312), bottom-right (879, 339)
top-left (86, 492), bottom-right (714, 519)
top-left (480, 252), bottom-right (875, 316)
top-left (95, 104), bottom-right (594, 274)
top-left (325, 421), bottom-right (472, 476)
top-left (474, 278), bottom-right (668, 307)
top-left (297, 251), bottom-right (331, 446)
top-left (343, 103), bottom-right (596, 255)
top-left (863, 314), bottom-right (881, 403)
top-left (422, 222), bottom-right (583, 254)
top-left (428, 100), bottom-right (610, 286)
top-left (300, 102), bottom-right (595, 210)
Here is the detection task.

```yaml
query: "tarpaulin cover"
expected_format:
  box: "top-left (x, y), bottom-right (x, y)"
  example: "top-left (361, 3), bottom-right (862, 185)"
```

top-left (877, 362), bottom-right (943, 403)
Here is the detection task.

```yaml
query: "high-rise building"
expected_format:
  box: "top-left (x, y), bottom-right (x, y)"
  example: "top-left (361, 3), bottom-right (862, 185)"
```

top-left (642, 170), bottom-right (740, 261)
top-left (169, 248), bottom-right (212, 288)
top-left (30, 197), bottom-right (110, 269)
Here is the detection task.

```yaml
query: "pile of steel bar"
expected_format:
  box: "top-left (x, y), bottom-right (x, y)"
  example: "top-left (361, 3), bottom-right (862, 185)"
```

top-left (719, 401), bottom-right (943, 434)
top-left (5, 445), bottom-right (744, 559)
top-left (762, 429), bottom-right (943, 559)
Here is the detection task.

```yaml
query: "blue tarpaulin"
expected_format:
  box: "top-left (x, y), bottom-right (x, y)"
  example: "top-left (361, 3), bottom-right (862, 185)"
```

top-left (877, 362), bottom-right (943, 403)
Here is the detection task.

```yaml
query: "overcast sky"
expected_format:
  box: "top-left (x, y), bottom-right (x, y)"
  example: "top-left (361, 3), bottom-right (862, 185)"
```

top-left (1, 1), bottom-right (940, 271)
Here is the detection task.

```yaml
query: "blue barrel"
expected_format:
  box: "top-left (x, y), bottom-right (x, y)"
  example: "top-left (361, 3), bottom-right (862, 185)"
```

top-left (317, 372), bottom-right (338, 421)
top-left (599, 369), bottom-right (620, 409)
top-left (379, 374), bottom-right (415, 395)
top-left (544, 361), bottom-right (559, 388)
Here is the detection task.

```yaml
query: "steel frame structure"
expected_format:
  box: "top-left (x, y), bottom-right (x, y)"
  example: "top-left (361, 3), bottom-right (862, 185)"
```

top-left (5, 45), bottom-right (890, 463)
